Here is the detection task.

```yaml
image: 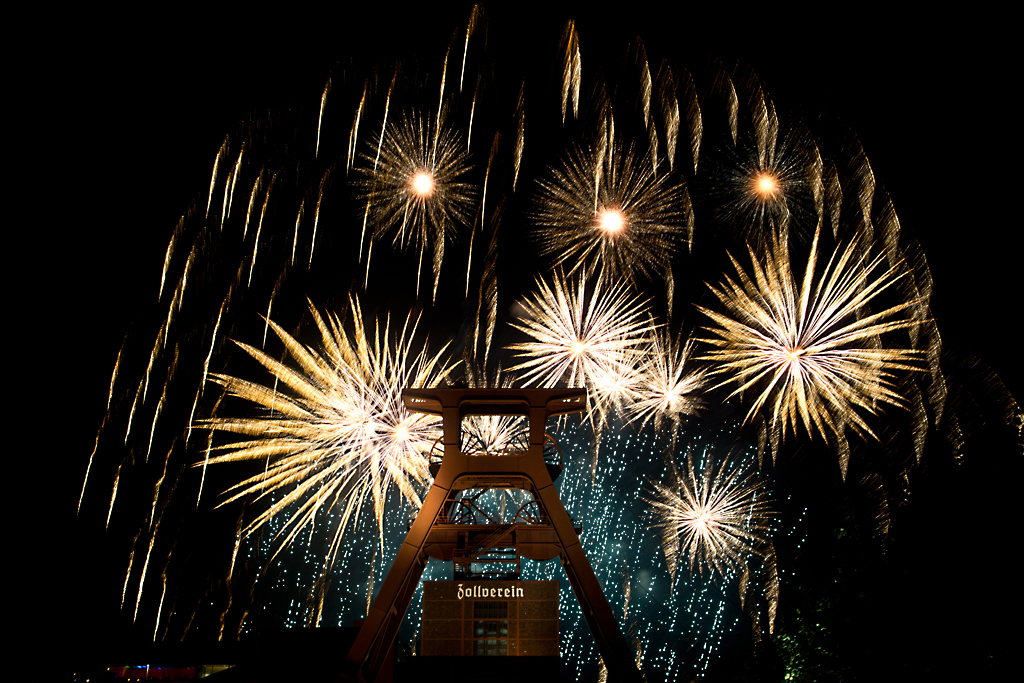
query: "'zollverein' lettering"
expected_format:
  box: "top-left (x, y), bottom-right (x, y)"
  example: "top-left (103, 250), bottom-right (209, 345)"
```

top-left (456, 583), bottom-right (525, 600)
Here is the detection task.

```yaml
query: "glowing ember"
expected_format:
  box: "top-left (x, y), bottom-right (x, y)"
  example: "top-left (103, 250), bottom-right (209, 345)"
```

top-left (409, 170), bottom-right (435, 197)
top-left (755, 173), bottom-right (778, 197)
top-left (596, 207), bottom-right (626, 233)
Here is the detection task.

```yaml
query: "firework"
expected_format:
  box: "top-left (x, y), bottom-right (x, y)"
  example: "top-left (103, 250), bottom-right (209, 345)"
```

top-left (202, 297), bottom-right (454, 559)
top-left (359, 113), bottom-right (477, 298)
top-left (646, 446), bottom-right (772, 581)
top-left (531, 142), bottom-right (690, 285)
top-left (626, 329), bottom-right (706, 431)
top-left (506, 271), bottom-right (651, 416)
top-left (459, 361), bottom-right (527, 456)
top-left (698, 229), bottom-right (923, 461)
top-left (78, 10), bottom-right (985, 677)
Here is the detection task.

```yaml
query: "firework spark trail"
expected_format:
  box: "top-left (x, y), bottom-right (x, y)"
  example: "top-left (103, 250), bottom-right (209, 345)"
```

top-left (158, 213), bottom-right (189, 302)
top-left (532, 142), bottom-right (688, 286)
top-left (349, 83), bottom-right (367, 174)
top-left (646, 446), bottom-right (773, 582)
top-left (513, 83), bottom-right (525, 191)
top-left (317, 75), bottom-right (331, 159)
top-left (560, 20), bottom-right (581, 125)
top-left (654, 62), bottom-right (679, 173)
top-left (291, 198), bottom-right (305, 266)
top-left (242, 169), bottom-right (264, 241)
top-left (460, 5), bottom-right (482, 93)
top-left (699, 228), bottom-right (924, 473)
top-left (202, 297), bottom-right (454, 557)
top-left (309, 168), bottom-right (333, 268)
top-left (121, 529), bottom-right (140, 609)
top-left (79, 431), bottom-right (101, 515)
top-left (248, 172), bottom-right (278, 287)
top-left (153, 567), bottom-right (169, 641)
top-left (197, 392), bottom-right (226, 508)
top-left (218, 514), bottom-right (245, 641)
top-left (222, 145), bottom-right (244, 231)
top-left (134, 451), bottom-right (182, 623)
top-left (107, 461), bottom-right (122, 529)
top-left (628, 38), bottom-right (659, 175)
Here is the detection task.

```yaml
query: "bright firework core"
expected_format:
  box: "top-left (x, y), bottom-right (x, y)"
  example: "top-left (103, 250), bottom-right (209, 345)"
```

top-left (595, 207), bottom-right (627, 234)
top-left (409, 170), bottom-right (435, 197)
top-left (754, 173), bottom-right (778, 198)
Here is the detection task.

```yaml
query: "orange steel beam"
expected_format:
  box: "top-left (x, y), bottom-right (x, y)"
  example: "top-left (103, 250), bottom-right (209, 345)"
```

top-left (341, 388), bottom-right (640, 682)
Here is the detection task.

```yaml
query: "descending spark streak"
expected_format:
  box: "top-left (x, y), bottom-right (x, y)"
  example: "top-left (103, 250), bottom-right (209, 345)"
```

top-left (79, 431), bottom-right (100, 515)
top-left (292, 198), bottom-right (305, 265)
top-left (349, 83), bottom-right (367, 173)
top-left (201, 294), bottom-right (230, 398)
top-left (532, 143), bottom-right (687, 284)
top-left (186, 386), bottom-right (201, 444)
top-left (106, 462), bottom-right (122, 528)
top-left (203, 297), bottom-right (454, 555)
top-left (207, 139), bottom-right (227, 218)
top-left (150, 442), bottom-right (174, 531)
top-left (81, 338), bottom-right (122, 510)
top-left (699, 229), bottom-right (923, 468)
top-left (317, 75), bottom-right (330, 159)
top-left (646, 447), bottom-right (772, 581)
top-left (513, 83), bottom-right (525, 191)
top-left (460, 4), bottom-right (482, 93)
top-left (242, 169), bottom-right (263, 240)
top-left (249, 172), bottom-right (278, 287)
top-left (560, 20), bottom-right (581, 124)
top-left (147, 378), bottom-right (169, 463)
top-left (309, 169), bottom-right (331, 268)
top-left (219, 517), bottom-right (244, 641)
top-left (153, 571), bottom-right (168, 641)
top-left (227, 145), bottom-right (244, 222)
top-left (158, 216), bottom-right (183, 301)
top-left (436, 42), bottom-right (449, 137)
top-left (134, 530), bottom-right (157, 622)
top-left (366, 550), bottom-right (377, 617)
top-left (121, 529), bottom-right (139, 608)
top-left (126, 378), bottom-right (144, 444)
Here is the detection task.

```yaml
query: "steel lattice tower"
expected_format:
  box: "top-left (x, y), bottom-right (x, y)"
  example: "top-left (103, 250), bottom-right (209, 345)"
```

top-left (342, 387), bottom-right (640, 682)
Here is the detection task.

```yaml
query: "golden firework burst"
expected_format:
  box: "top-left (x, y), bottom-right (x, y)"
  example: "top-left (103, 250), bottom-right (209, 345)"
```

top-left (360, 114), bottom-right (476, 298)
top-left (698, 229), bottom-right (923, 454)
top-left (202, 297), bottom-right (454, 559)
top-left (531, 143), bottom-right (689, 283)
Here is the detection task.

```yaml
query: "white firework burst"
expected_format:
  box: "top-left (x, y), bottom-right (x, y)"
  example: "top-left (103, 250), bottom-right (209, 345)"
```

top-left (646, 447), bottom-right (772, 581)
top-left (506, 271), bottom-right (652, 420)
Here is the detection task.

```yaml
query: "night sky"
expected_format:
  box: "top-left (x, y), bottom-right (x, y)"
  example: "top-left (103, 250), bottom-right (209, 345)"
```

top-left (58, 6), bottom-right (1015, 680)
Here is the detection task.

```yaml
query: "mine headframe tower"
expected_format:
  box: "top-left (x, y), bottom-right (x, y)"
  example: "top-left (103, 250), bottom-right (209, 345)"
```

top-left (341, 387), bottom-right (640, 682)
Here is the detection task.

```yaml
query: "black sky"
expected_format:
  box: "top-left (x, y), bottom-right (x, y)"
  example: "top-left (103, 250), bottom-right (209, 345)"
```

top-left (53, 6), bottom-right (1015, 677)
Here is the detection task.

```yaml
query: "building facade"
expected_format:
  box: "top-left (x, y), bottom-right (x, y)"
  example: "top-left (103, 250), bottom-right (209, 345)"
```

top-left (420, 580), bottom-right (559, 657)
